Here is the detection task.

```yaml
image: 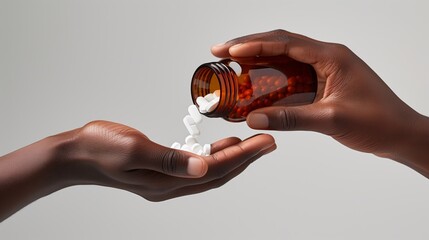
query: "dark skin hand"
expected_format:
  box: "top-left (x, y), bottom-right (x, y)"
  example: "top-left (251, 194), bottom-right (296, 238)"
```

top-left (212, 29), bottom-right (429, 177)
top-left (0, 120), bottom-right (276, 222)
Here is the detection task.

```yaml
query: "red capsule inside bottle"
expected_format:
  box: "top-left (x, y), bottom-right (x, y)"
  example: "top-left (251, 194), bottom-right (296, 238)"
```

top-left (191, 56), bottom-right (317, 122)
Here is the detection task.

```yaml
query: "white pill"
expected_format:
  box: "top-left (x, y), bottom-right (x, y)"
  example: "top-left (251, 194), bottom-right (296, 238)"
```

top-left (199, 105), bottom-right (208, 113)
top-left (185, 135), bottom-right (198, 145)
top-left (196, 97), bottom-right (208, 113)
top-left (203, 144), bottom-right (211, 156)
top-left (213, 90), bottom-right (220, 97)
top-left (191, 143), bottom-right (203, 154)
top-left (171, 142), bottom-right (181, 149)
top-left (183, 115), bottom-right (195, 125)
top-left (183, 115), bottom-right (200, 136)
top-left (204, 93), bottom-right (215, 102)
top-left (189, 125), bottom-right (200, 136)
top-left (204, 97), bottom-right (220, 112)
top-left (196, 96), bottom-right (208, 107)
top-left (188, 105), bottom-right (202, 124)
top-left (180, 144), bottom-right (192, 152)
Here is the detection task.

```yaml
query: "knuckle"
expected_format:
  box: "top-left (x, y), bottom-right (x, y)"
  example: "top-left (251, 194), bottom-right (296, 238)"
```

top-left (327, 43), bottom-right (353, 64)
top-left (319, 43), bottom-right (354, 75)
top-left (324, 106), bottom-right (337, 121)
top-left (80, 120), bottom-right (143, 142)
top-left (124, 134), bottom-right (144, 153)
top-left (82, 120), bottom-right (104, 128)
top-left (278, 109), bottom-right (297, 130)
top-left (112, 133), bottom-right (144, 163)
top-left (80, 120), bottom-right (104, 135)
top-left (161, 149), bottom-right (183, 175)
top-left (269, 29), bottom-right (290, 43)
top-left (329, 43), bottom-right (350, 55)
top-left (271, 29), bottom-right (287, 35)
top-left (324, 105), bottom-right (346, 129)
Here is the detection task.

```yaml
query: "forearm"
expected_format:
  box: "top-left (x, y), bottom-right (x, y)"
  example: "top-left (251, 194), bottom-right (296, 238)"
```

top-left (0, 133), bottom-right (71, 222)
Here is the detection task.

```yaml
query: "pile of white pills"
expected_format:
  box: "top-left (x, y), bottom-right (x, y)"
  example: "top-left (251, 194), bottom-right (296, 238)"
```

top-left (171, 90), bottom-right (220, 156)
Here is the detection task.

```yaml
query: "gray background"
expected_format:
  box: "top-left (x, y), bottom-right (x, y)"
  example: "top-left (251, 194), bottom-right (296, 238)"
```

top-left (1, 0), bottom-right (428, 239)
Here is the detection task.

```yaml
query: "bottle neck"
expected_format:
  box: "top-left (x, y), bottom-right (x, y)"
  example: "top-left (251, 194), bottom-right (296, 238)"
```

top-left (191, 61), bottom-right (238, 118)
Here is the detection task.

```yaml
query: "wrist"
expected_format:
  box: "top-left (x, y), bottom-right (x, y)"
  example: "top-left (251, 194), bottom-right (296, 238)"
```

top-left (48, 128), bottom-right (100, 188)
top-left (390, 113), bottom-right (429, 176)
top-left (42, 130), bottom-right (80, 190)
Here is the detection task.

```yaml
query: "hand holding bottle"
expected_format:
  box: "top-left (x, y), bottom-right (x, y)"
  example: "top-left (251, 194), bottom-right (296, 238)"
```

top-left (212, 29), bottom-right (429, 177)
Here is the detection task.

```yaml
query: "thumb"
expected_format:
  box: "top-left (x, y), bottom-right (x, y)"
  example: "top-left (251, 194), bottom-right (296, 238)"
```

top-left (142, 142), bottom-right (208, 178)
top-left (246, 104), bottom-right (329, 132)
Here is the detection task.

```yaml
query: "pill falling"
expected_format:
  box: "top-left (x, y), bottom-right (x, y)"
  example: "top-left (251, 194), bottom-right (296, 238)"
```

top-left (188, 105), bottom-right (202, 124)
top-left (183, 115), bottom-right (200, 136)
top-left (171, 91), bottom-right (220, 156)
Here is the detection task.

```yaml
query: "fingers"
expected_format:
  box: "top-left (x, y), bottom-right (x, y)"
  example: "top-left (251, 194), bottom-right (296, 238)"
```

top-left (131, 136), bottom-right (257, 179)
top-left (211, 29), bottom-right (327, 65)
top-left (204, 134), bottom-right (275, 179)
top-left (138, 142), bottom-right (208, 178)
top-left (210, 136), bottom-right (241, 153)
top-left (211, 29), bottom-right (291, 58)
top-left (141, 137), bottom-right (242, 178)
top-left (148, 144), bottom-right (277, 201)
top-left (246, 104), bottom-right (332, 133)
top-left (228, 41), bottom-right (289, 57)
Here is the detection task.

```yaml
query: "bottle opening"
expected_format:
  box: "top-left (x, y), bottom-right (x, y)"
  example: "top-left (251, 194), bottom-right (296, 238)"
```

top-left (191, 62), bottom-right (238, 118)
top-left (191, 66), bottom-right (220, 96)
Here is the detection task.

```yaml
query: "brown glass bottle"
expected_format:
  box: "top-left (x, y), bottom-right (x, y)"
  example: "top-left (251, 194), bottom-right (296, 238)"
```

top-left (191, 56), bottom-right (317, 122)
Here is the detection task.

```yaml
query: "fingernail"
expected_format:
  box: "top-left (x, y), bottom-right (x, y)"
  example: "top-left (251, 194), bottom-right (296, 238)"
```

top-left (247, 113), bottom-right (269, 129)
top-left (187, 157), bottom-right (206, 177)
